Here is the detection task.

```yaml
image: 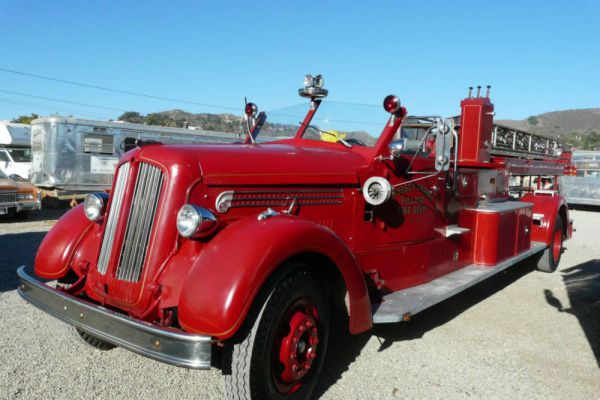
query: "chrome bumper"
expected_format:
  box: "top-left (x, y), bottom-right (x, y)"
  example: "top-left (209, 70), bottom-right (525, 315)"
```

top-left (17, 201), bottom-right (41, 212)
top-left (17, 266), bottom-right (212, 369)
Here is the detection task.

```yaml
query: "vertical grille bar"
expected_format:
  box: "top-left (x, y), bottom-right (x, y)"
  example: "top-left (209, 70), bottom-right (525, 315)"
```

top-left (115, 162), bottom-right (164, 282)
top-left (97, 162), bottom-right (130, 275)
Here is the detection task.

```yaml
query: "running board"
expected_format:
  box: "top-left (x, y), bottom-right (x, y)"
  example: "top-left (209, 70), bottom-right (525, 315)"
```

top-left (372, 241), bottom-right (547, 323)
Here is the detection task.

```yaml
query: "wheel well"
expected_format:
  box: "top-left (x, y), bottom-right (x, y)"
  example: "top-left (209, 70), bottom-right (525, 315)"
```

top-left (558, 205), bottom-right (568, 236)
top-left (274, 252), bottom-right (350, 318)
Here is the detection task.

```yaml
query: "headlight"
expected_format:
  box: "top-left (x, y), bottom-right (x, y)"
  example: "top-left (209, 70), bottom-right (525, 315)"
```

top-left (17, 193), bottom-right (34, 201)
top-left (176, 204), bottom-right (218, 238)
top-left (84, 193), bottom-right (108, 221)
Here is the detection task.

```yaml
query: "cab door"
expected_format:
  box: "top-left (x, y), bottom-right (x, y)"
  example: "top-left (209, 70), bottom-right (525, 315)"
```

top-left (351, 129), bottom-right (451, 291)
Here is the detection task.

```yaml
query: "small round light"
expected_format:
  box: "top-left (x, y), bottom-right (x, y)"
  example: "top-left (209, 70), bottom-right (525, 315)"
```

top-left (84, 193), bottom-right (106, 221)
top-left (303, 74), bottom-right (313, 87)
top-left (176, 204), bottom-right (218, 238)
top-left (383, 95), bottom-right (401, 113)
top-left (245, 102), bottom-right (258, 117)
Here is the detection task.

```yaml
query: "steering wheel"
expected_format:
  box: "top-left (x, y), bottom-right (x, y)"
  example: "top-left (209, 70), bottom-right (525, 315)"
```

top-left (344, 138), bottom-right (366, 146)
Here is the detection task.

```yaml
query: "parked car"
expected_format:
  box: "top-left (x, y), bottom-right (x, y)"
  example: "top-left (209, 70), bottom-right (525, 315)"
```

top-left (0, 169), bottom-right (41, 219)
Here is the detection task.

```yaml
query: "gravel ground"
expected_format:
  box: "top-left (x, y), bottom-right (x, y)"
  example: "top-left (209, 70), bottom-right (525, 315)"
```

top-left (0, 208), bottom-right (598, 399)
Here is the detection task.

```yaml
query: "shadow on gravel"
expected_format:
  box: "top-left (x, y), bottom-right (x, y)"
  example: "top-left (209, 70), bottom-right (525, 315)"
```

top-left (0, 208), bottom-right (67, 223)
top-left (544, 259), bottom-right (600, 368)
top-left (0, 232), bottom-right (46, 292)
top-left (312, 260), bottom-right (537, 398)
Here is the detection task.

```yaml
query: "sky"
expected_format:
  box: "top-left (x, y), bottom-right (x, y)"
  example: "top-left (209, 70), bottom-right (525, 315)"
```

top-left (0, 0), bottom-right (599, 122)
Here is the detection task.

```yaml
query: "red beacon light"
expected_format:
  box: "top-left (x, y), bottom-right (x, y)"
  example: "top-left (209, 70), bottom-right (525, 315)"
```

top-left (245, 102), bottom-right (258, 118)
top-left (383, 95), bottom-right (401, 113)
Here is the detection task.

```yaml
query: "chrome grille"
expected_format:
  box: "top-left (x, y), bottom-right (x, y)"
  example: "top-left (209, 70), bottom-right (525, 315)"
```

top-left (0, 192), bottom-right (16, 204)
top-left (97, 163), bottom-right (131, 274)
top-left (115, 162), bottom-right (164, 282)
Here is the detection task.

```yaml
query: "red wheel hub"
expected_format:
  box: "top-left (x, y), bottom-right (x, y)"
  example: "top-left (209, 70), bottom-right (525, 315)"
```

top-left (273, 299), bottom-right (319, 395)
top-left (552, 228), bottom-right (562, 261)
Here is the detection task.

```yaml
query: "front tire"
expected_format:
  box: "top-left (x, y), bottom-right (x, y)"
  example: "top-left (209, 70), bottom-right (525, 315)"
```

top-left (73, 328), bottom-right (115, 351)
top-left (536, 215), bottom-right (563, 273)
top-left (223, 267), bottom-right (330, 400)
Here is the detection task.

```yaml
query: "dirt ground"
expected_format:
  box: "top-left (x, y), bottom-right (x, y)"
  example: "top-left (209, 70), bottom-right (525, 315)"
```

top-left (0, 208), bottom-right (598, 399)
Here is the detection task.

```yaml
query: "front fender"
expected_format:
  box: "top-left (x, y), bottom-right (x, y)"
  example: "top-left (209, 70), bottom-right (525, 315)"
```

top-left (178, 215), bottom-right (372, 339)
top-left (34, 204), bottom-right (95, 279)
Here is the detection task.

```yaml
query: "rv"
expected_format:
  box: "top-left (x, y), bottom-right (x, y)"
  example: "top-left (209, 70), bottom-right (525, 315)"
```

top-left (0, 121), bottom-right (32, 179)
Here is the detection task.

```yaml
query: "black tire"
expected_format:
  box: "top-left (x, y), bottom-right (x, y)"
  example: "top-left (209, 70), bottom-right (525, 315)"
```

top-left (73, 327), bottom-right (115, 351)
top-left (16, 210), bottom-right (30, 220)
top-left (536, 215), bottom-right (563, 273)
top-left (222, 267), bottom-right (330, 400)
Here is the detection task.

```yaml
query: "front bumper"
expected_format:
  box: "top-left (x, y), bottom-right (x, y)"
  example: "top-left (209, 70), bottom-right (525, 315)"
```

top-left (17, 201), bottom-right (41, 212)
top-left (17, 266), bottom-right (212, 369)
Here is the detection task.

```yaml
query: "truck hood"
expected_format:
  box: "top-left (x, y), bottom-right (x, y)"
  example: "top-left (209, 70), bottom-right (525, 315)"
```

top-left (137, 141), bottom-right (369, 186)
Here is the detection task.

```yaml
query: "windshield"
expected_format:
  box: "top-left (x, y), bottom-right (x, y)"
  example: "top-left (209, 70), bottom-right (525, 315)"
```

top-left (258, 101), bottom-right (391, 146)
top-left (7, 148), bottom-right (31, 162)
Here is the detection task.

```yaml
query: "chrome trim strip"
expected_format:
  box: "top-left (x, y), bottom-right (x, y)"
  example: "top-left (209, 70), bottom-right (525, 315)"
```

top-left (17, 266), bottom-right (211, 369)
top-left (216, 188), bottom-right (344, 213)
top-left (116, 162), bottom-right (163, 282)
top-left (97, 162), bottom-right (130, 275)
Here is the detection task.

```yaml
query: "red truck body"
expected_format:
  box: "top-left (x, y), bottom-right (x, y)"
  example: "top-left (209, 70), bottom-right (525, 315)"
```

top-left (18, 78), bottom-right (572, 399)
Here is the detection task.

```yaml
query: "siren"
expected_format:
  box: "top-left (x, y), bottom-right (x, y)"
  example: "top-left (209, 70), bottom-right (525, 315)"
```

top-left (362, 176), bottom-right (392, 206)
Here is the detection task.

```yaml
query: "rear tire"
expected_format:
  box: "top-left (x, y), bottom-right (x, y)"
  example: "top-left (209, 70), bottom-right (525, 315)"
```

top-left (536, 215), bottom-right (563, 273)
top-left (73, 327), bottom-right (115, 351)
top-left (222, 267), bottom-right (330, 400)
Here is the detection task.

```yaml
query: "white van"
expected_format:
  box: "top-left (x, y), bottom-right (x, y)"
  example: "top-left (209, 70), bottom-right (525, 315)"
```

top-left (0, 122), bottom-right (31, 179)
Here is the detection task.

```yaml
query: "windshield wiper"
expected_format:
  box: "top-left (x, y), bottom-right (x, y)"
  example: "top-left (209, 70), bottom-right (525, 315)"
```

top-left (298, 122), bottom-right (353, 148)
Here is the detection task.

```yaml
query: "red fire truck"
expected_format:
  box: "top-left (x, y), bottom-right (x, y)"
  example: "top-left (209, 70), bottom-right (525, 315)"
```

top-left (18, 76), bottom-right (572, 399)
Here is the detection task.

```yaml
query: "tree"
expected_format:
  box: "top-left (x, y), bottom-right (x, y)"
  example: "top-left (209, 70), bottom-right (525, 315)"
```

top-left (117, 111), bottom-right (145, 124)
top-left (145, 113), bottom-right (169, 126)
top-left (527, 116), bottom-right (539, 126)
top-left (582, 131), bottom-right (600, 150)
top-left (11, 113), bottom-right (39, 124)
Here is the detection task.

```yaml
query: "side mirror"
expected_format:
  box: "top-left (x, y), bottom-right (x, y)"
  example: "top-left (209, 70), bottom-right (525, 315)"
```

top-left (388, 138), bottom-right (423, 159)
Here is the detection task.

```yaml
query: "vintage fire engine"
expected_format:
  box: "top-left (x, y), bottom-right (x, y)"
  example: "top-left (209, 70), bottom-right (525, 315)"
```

top-left (18, 76), bottom-right (572, 399)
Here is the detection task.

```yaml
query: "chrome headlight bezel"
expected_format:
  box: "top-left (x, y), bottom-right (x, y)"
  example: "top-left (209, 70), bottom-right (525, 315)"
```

top-left (176, 204), bottom-right (218, 238)
top-left (84, 193), bottom-right (108, 221)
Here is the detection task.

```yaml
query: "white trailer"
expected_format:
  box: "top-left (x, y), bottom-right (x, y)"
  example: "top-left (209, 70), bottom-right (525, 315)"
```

top-left (30, 116), bottom-right (240, 191)
top-left (0, 121), bottom-right (32, 179)
top-left (560, 150), bottom-right (600, 206)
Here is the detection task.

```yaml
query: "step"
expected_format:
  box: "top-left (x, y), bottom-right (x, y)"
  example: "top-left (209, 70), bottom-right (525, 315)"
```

top-left (436, 224), bottom-right (471, 237)
top-left (371, 241), bottom-right (547, 323)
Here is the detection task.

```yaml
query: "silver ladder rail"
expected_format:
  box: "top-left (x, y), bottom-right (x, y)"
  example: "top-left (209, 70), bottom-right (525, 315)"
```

top-left (491, 123), bottom-right (564, 159)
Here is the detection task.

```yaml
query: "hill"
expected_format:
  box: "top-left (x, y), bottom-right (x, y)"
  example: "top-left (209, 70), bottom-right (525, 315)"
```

top-left (498, 108), bottom-right (600, 150)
